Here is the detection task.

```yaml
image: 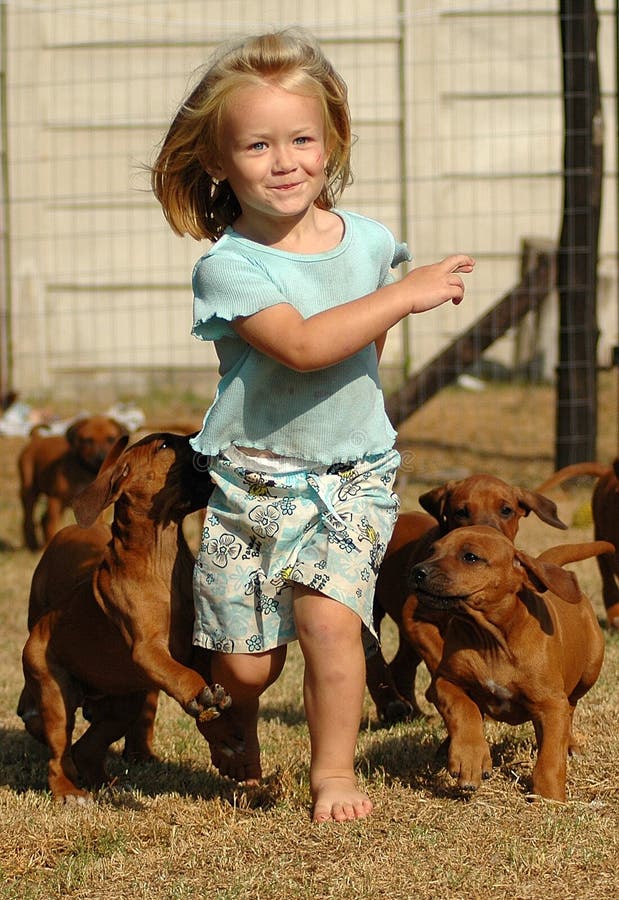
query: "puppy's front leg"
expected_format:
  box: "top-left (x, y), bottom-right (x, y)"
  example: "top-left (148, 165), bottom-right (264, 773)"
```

top-left (530, 699), bottom-right (572, 801)
top-left (597, 551), bottom-right (619, 625)
top-left (431, 675), bottom-right (492, 790)
top-left (42, 495), bottom-right (65, 546)
top-left (405, 614), bottom-right (445, 674)
top-left (388, 635), bottom-right (425, 718)
top-left (20, 485), bottom-right (40, 550)
top-left (130, 638), bottom-right (231, 721)
top-left (123, 688), bottom-right (159, 760)
top-left (365, 646), bottom-right (419, 723)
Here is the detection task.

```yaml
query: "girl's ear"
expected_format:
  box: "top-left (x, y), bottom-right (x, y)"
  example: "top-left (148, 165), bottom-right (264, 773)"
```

top-left (207, 162), bottom-right (226, 181)
top-left (198, 150), bottom-right (226, 182)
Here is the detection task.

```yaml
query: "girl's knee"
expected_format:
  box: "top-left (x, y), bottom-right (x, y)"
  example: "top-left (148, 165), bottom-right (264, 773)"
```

top-left (259, 645), bottom-right (287, 687)
top-left (294, 591), bottom-right (362, 652)
top-left (211, 646), bottom-right (286, 695)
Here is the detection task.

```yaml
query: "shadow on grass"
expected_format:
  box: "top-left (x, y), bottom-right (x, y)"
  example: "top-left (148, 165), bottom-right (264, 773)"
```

top-left (0, 724), bottom-right (284, 810)
top-left (258, 701), bottom-right (306, 728)
top-left (363, 722), bottom-right (535, 799)
top-left (1, 716), bottom-right (541, 810)
top-left (0, 536), bottom-right (19, 552)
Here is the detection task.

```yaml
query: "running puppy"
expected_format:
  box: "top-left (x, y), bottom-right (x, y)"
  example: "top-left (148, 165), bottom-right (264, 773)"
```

top-left (407, 526), bottom-right (610, 800)
top-left (18, 414), bottom-right (128, 549)
top-left (18, 432), bottom-right (230, 802)
top-left (368, 474), bottom-right (566, 722)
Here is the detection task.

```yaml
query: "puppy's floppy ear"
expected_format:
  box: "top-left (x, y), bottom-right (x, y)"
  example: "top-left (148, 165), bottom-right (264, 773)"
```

top-left (72, 435), bottom-right (130, 527)
top-left (419, 483), bottom-right (450, 531)
top-left (65, 418), bottom-right (88, 448)
top-left (514, 549), bottom-right (582, 604)
top-left (516, 487), bottom-right (567, 530)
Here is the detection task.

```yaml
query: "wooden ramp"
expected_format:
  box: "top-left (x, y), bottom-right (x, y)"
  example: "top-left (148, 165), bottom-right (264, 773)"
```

top-left (385, 243), bottom-right (556, 427)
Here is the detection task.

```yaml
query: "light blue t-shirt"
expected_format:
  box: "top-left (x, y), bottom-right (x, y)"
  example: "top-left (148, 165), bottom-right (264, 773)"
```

top-left (189, 209), bottom-right (411, 465)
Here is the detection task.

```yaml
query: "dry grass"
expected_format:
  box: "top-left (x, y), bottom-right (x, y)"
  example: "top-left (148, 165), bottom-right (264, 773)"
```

top-left (1, 376), bottom-right (618, 899)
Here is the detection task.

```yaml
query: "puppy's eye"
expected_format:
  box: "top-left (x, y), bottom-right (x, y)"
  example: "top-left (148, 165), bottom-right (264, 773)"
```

top-left (500, 505), bottom-right (514, 518)
top-left (462, 551), bottom-right (481, 563)
top-left (454, 507), bottom-right (469, 520)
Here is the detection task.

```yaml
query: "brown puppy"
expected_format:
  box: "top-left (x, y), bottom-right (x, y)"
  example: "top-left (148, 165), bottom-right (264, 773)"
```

top-left (537, 460), bottom-right (619, 629)
top-left (18, 432), bottom-right (230, 802)
top-left (18, 415), bottom-right (128, 549)
top-left (368, 474), bottom-right (566, 722)
top-left (407, 526), bottom-right (610, 801)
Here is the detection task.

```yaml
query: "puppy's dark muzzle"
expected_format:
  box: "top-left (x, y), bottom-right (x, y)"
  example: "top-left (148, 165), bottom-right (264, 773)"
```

top-left (82, 452), bottom-right (109, 473)
top-left (408, 562), bottom-right (458, 611)
top-left (409, 561), bottom-right (432, 593)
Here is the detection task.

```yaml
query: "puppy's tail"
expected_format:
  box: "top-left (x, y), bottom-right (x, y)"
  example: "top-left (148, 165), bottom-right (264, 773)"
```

top-left (536, 462), bottom-right (610, 494)
top-left (537, 540), bottom-right (615, 568)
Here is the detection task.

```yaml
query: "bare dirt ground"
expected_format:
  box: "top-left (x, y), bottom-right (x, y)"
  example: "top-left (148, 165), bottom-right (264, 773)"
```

top-left (394, 374), bottom-right (617, 494)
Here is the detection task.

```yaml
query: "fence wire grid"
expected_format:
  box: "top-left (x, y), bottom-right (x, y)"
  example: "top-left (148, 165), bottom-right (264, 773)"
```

top-left (0, 1), bottom-right (617, 463)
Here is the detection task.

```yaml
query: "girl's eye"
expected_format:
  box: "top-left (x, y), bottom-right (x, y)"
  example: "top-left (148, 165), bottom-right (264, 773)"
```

top-left (294, 136), bottom-right (310, 145)
top-left (250, 142), bottom-right (266, 151)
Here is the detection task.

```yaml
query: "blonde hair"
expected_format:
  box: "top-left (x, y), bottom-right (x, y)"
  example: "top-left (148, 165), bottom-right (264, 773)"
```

top-left (150, 28), bottom-right (352, 241)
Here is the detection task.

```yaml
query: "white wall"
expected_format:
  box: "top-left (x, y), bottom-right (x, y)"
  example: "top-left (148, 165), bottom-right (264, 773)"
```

top-left (4, 2), bottom-right (617, 401)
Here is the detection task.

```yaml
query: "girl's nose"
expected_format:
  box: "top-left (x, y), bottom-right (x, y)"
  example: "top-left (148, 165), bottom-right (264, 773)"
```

top-left (272, 146), bottom-right (296, 173)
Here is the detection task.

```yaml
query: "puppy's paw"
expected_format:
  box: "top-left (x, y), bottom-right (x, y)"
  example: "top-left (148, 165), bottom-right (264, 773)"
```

top-left (63, 792), bottom-right (93, 806)
top-left (378, 697), bottom-right (419, 725)
top-left (568, 729), bottom-right (587, 756)
top-left (186, 683), bottom-right (232, 721)
top-left (54, 788), bottom-right (92, 805)
top-left (605, 602), bottom-right (619, 631)
top-left (447, 739), bottom-right (492, 791)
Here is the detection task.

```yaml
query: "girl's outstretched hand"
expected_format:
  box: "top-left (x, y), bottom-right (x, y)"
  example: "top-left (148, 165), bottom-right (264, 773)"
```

top-left (404, 254), bottom-right (476, 312)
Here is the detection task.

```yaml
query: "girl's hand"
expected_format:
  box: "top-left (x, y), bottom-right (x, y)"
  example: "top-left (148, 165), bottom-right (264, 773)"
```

top-left (405, 254), bottom-right (476, 313)
top-left (230, 252), bottom-right (475, 372)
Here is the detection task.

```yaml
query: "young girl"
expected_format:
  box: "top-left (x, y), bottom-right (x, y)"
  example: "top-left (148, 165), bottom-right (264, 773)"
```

top-left (151, 27), bottom-right (474, 823)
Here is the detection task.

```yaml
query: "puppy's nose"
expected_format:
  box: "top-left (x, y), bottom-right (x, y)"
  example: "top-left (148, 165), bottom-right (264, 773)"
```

top-left (409, 563), bottom-right (428, 588)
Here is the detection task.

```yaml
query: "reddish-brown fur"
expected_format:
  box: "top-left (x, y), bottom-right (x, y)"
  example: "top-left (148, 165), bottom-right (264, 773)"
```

top-left (368, 474), bottom-right (566, 722)
top-left (406, 526), bottom-right (610, 800)
top-left (18, 415), bottom-right (128, 549)
top-left (537, 459), bottom-right (619, 629)
top-left (17, 432), bottom-right (230, 802)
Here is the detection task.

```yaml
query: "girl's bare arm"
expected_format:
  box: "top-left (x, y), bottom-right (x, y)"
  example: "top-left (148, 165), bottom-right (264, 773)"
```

top-left (232, 254), bottom-right (475, 372)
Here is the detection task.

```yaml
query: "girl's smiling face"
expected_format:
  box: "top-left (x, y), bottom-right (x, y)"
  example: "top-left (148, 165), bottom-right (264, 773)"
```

top-left (210, 82), bottom-right (329, 239)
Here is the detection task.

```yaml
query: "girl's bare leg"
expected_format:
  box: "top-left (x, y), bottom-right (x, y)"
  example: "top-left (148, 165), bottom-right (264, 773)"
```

top-left (293, 587), bottom-right (372, 823)
top-left (197, 646), bottom-right (286, 783)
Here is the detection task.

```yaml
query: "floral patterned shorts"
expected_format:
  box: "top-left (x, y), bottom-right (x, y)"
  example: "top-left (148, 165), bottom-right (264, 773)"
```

top-left (193, 446), bottom-right (400, 654)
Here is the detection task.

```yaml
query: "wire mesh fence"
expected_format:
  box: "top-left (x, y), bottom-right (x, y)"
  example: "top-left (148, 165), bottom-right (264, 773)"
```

top-left (0, 1), bottom-right (617, 461)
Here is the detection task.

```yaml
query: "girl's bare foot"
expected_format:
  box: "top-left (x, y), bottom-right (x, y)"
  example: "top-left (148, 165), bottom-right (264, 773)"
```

top-left (311, 774), bottom-right (373, 823)
top-left (196, 706), bottom-right (261, 783)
